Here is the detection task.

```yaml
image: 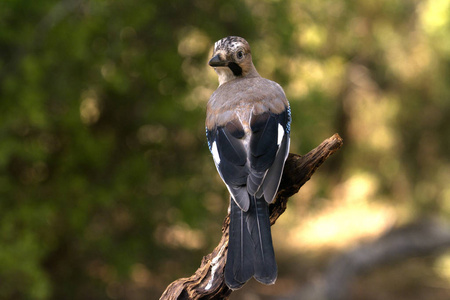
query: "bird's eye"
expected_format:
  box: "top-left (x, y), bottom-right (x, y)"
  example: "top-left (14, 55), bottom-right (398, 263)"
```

top-left (237, 51), bottom-right (244, 59)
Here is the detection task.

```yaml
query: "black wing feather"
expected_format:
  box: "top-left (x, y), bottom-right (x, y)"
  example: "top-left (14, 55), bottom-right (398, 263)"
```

top-left (250, 113), bottom-right (279, 167)
top-left (247, 110), bottom-right (289, 196)
top-left (218, 127), bottom-right (246, 166)
top-left (207, 124), bottom-right (249, 211)
top-left (258, 133), bottom-right (289, 203)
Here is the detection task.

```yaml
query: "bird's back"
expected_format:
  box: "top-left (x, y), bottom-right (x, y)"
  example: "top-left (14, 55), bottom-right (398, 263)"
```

top-left (206, 76), bottom-right (289, 131)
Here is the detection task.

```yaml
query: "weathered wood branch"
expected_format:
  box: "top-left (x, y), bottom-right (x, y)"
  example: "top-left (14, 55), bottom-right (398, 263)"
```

top-left (160, 134), bottom-right (344, 300)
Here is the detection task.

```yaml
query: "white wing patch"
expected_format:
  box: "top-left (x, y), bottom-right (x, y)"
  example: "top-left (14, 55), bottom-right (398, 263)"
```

top-left (277, 123), bottom-right (284, 145)
top-left (211, 141), bottom-right (221, 164)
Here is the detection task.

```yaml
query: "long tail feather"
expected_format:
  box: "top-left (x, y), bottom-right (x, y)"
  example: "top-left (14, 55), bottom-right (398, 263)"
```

top-left (248, 195), bottom-right (277, 284)
top-left (225, 195), bottom-right (277, 289)
top-left (225, 198), bottom-right (254, 289)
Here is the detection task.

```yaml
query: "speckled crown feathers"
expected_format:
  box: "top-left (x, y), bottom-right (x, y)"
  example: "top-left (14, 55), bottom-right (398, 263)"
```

top-left (213, 36), bottom-right (251, 53)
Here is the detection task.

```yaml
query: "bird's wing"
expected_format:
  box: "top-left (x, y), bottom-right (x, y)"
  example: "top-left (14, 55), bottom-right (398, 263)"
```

top-left (206, 105), bottom-right (290, 210)
top-left (206, 119), bottom-right (250, 211)
top-left (248, 108), bottom-right (290, 203)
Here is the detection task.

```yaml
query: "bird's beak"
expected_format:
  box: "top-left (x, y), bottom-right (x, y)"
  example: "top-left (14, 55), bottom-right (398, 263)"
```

top-left (208, 54), bottom-right (228, 67)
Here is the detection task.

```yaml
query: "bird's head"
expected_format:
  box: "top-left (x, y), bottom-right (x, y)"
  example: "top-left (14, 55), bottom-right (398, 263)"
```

top-left (209, 36), bottom-right (259, 86)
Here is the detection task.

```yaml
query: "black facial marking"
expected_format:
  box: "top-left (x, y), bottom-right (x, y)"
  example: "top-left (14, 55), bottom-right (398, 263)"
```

top-left (228, 62), bottom-right (242, 76)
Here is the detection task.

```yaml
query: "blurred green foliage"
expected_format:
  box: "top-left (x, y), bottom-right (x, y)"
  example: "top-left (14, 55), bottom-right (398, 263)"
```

top-left (0, 0), bottom-right (449, 299)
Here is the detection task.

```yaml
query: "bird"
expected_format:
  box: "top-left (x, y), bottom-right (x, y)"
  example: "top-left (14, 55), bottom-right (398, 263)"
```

top-left (205, 36), bottom-right (291, 289)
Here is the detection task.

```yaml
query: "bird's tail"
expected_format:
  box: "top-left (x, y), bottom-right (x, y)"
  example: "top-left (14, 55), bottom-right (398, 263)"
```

top-left (225, 194), bottom-right (277, 289)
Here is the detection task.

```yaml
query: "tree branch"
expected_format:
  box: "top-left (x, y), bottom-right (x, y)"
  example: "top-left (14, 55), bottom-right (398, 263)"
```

top-left (160, 134), bottom-right (344, 300)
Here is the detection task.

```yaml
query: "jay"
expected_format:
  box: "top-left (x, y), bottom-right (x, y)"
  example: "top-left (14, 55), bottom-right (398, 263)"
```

top-left (206, 36), bottom-right (291, 289)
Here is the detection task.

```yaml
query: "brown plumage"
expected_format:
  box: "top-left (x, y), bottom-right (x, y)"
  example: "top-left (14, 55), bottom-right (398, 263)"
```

top-left (206, 36), bottom-right (291, 289)
top-left (206, 76), bottom-right (289, 129)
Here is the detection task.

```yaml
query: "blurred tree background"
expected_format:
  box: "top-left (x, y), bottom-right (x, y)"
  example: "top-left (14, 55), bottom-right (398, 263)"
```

top-left (1, 0), bottom-right (449, 299)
